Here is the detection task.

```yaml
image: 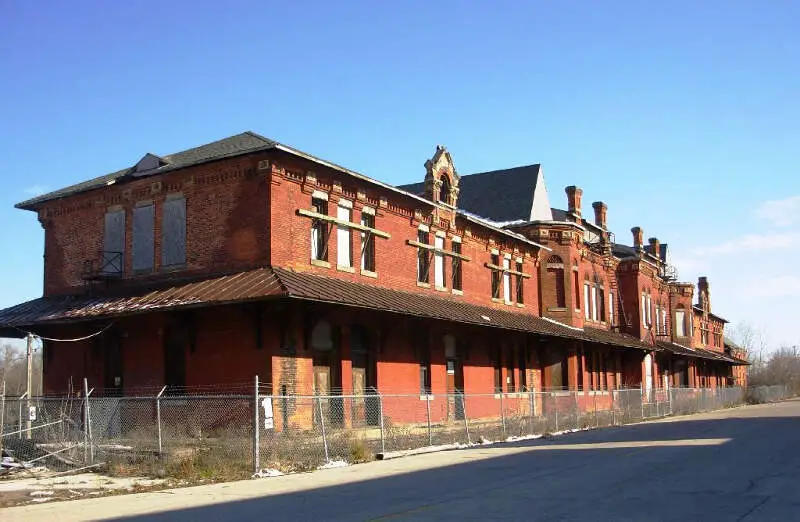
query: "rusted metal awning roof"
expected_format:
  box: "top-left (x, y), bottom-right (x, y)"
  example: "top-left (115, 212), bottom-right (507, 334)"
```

top-left (0, 268), bottom-right (285, 335)
top-left (0, 266), bottom-right (669, 354)
top-left (656, 341), bottom-right (747, 365)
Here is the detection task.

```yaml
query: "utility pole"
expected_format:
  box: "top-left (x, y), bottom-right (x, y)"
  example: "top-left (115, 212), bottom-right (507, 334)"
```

top-left (26, 333), bottom-right (33, 439)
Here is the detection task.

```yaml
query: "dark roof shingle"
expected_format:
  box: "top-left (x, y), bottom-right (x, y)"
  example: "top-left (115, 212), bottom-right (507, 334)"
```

top-left (17, 132), bottom-right (277, 209)
top-left (398, 165), bottom-right (542, 223)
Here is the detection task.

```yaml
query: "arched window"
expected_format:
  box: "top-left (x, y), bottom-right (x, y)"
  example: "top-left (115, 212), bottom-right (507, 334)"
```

top-left (439, 175), bottom-right (451, 204)
top-left (546, 255), bottom-right (566, 308)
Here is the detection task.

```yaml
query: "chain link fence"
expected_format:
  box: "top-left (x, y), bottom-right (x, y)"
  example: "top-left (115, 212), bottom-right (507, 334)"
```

top-left (1, 382), bottom-right (792, 480)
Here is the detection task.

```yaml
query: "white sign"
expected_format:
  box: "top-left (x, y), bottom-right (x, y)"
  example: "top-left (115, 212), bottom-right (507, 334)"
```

top-left (261, 397), bottom-right (274, 430)
top-left (28, 406), bottom-right (37, 421)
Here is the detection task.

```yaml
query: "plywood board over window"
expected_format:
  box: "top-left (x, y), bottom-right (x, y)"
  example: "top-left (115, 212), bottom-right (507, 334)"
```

top-left (162, 195), bottom-right (186, 267)
top-left (133, 203), bottom-right (154, 272)
top-left (103, 209), bottom-right (125, 274)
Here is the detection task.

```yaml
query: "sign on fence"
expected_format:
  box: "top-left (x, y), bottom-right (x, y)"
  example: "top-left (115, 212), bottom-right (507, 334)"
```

top-left (261, 397), bottom-right (274, 430)
top-left (28, 406), bottom-right (37, 422)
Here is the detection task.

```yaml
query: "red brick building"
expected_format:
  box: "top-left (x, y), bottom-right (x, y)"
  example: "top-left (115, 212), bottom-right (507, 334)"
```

top-left (0, 132), bottom-right (747, 411)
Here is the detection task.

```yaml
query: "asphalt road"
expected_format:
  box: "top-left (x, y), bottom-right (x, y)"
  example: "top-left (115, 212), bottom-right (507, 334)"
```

top-left (5, 399), bottom-right (800, 522)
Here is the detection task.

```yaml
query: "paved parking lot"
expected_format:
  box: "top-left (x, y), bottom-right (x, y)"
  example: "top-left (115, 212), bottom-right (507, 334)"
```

top-left (4, 399), bottom-right (799, 521)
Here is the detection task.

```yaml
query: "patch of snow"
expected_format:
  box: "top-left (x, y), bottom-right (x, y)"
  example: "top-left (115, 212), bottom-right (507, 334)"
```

top-left (31, 497), bottom-right (53, 503)
top-left (317, 459), bottom-right (349, 470)
top-left (505, 434), bottom-right (544, 442)
top-left (29, 490), bottom-right (54, 496)
top-left (252, 468), bottom-right (284, 478)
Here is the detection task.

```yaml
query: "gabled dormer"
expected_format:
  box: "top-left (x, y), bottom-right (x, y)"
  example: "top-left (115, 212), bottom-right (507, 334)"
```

top-left (130, 153), bottom-right (169, 176)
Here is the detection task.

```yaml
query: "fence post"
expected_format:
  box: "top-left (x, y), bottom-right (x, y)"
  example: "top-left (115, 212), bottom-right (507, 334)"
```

top-left (425, 394), bottom-right (432, 446)
top-left (317, 395), bottom-right (329, 462)
top-left (83, 378), bottom-right (94, 464)
top-left (18, 393), bottom-right (26, 440)
top-left (461, 393), bottom-right (471, 445)
top-left (500, 391), bottom-right (506, 439)
top-left (378, 391), bottom-right (385, 454)
top-left (253, 375), bottom-right (260, 475)
top-left (156, 385), bottom-right (166, 455)
top-left (0, 381), bottom-right (5, 458)
top-left (554, 393), bottom-right (559, 433)
top-left (528, 388), bottom-right (535, 435)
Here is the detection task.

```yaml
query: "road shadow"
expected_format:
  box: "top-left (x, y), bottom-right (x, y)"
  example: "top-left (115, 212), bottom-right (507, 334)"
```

top-left (105, 410), bottom-right (800, 522)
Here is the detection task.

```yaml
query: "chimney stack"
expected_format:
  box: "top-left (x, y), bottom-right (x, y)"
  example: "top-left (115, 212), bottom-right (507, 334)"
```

top-left (698, 276), bottom-right (710, 311)
top-left (592, 201), bottom-right (607, 229)
top-left (565, 186), bottom-right (583, 219)
top-left (648, 237), bottom-right (661, 260)
top-left (631, 227), bottom-right (643, 251)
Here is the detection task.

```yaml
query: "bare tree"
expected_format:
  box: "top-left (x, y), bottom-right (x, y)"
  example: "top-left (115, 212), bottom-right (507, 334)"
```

top-left (0, 342), bottom-right (43, 396)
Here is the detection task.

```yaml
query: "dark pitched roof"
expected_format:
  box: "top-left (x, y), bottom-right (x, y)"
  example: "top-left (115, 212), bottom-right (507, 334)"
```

top-left (398, 165), bottom-right (542, 223)
top-left (550, 208), bottom-right (568, 222)
top-left (612, 243), bottom-right (637, 258)
top-left (16, 132), bottom-right (278, 209)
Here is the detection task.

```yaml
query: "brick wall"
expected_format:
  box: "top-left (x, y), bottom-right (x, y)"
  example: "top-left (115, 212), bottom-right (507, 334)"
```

top-left (37, 154), bottom-right (271, 296)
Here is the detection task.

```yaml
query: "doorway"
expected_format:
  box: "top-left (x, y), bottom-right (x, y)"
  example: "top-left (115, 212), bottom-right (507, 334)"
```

top-left (103, 335), bottom-right (124, 396)
top-left (444, 334), bottom-right (465, 421)
top-left (351, 325), bottom-right (379, 426)
top-left (311, 320), bottom-right (342, 426)
top-left (163, 324), bottom-right (187, 390)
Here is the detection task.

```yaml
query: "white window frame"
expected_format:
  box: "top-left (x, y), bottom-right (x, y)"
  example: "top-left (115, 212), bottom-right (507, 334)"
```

top-left (434, 235), bottom-right (445, 289)
top-left (609, 292), bottom-right (615, 326)
top-left (336, 202), bottom-right (352, 268)
top-left (676, 310), bottom-right (686, 337)
top-left (646, 295), bottom-right (652, 326)
top-left (584, 283), bottom-right (591, 320)
top-left (502, 256), bottom-right (511, 304)
top-left (591, 285), bottom-right (598, 321)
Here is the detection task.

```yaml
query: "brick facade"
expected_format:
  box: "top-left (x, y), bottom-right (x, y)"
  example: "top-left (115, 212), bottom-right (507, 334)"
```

top-left (1, 133), bottom-right (746, 406)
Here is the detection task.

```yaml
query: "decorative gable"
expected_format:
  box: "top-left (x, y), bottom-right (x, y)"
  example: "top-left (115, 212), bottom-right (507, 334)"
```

top-left (423, 145), bottom-right (459, 206)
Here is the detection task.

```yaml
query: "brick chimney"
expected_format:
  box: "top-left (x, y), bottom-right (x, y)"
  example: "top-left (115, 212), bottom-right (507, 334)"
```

top-left (631, 227), bottom-right (643, 251)
top-left (698, 276), bottom-right (710, 311)
top-left (648, 237), bottom-right (661, 260)
top-left (565, 186), bottom-right (583, 219)
top-left (592, 201), bottom-right (607, 229)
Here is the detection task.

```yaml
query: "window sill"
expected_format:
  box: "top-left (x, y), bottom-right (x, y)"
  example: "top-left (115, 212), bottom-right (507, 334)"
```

top-left (311, 259), bottom-right (330, 268)
top-left (360, 269), bottom-right (378, 279)
top-left (491, 298), bottom-right (503, 303)
top-left (160, 263), bottom-right (187, 273)
top-left (547, 307), bottom-right (568, 312)
top-left (435, 286), bottom-right (448, 292)
top-left (337, 265), bottom-right (355, 273)
top-left (417, 281), bottom-right (431, 288)
top-left (419, 394), bottom-right (433, 401)
top-left (516, 303), bottom-right (525, 308)
top-left (452, 289), bottom-right (464, 296)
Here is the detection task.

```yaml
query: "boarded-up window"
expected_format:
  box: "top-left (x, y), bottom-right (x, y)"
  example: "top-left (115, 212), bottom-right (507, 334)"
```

top-left (103, 209), bottom-right (125, 274)
top-left (162, 195), bottom-right (186, 267)
top-left (133, 203), bottom-right (155, 271)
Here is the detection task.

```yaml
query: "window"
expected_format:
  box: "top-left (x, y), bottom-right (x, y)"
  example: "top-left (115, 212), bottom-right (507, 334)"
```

top-left (574, 271), bottom-right (581, 309)
top-left (591, 285), bottom-right (599, 321)
top-left (502, 257), bottom-right (511, 303)
top-left (451, 241), bottom-right (462, 291)
top-left (516, 261), bottom-right (524, 304)
top-left (661, 308), bottom-right (667, 335)
top-left (439, 176), bottom-right (451, 204)
top-left (434, 235), bottom-right (445, 288)
top-left (103, 208), bottom-right (125, 274)
top-left (609, 292), bottom-right (615, 326)
top-left (336, 203), bottom-right (352, 268)
top-left (506, 345), bottom-right (516, 392)
top-left (584, 283), bottom-right (591, 320)
top-left (417, 229), bottom-right (430, 283)
top-left (418, 334), bottom-right (431, 395)
top-left (491, 254), bottom-right (500, 299)
top-left (518, 344), bottom-right (527, 391)
top-left (162, 195), bottom-right (186, 267)
top-left (360, 212), bottom-right (375, 272)
top-left (311, 198), bottom-right (328, 261)
top-left (599, 287), bottom-right (606, 322)
top-left (132, 203), bottom-right (154, 272)
top-left (493, 347), bottom-right (502, 393)
top-left (642, 293), bottom-right (652, 327)
top-left (546, 255), bottom-right (566, 308)
top-left (655, 306), bottom-right (661, 333)
top-left (646, 295), bottom-right (652, 326)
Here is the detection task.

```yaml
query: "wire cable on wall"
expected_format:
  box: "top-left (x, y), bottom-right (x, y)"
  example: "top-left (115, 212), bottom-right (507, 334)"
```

top-left (13, 321), bottom-right (116, 342)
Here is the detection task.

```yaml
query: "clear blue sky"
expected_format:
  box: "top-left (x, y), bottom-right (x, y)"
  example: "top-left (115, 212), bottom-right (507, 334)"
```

top-left (1, 1), bottom-right (798, 350)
